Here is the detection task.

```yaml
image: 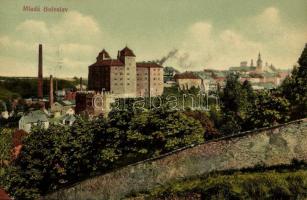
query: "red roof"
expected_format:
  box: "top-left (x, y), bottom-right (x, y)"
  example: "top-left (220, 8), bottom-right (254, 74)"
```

top-left (13, 129), bottom-right (27, 147)
top-left (89, 59), bottom-right (124, 67)
top-left (120, 46), bottom-right (136, 57)
top-left (96, 49), bottom-right (111, 61)
top-left (174, 72), bottom-right (200, 79)
top-left (137, 62), bottom-right (163, 68)
top-left (0, 188), bottom-right (11, 200)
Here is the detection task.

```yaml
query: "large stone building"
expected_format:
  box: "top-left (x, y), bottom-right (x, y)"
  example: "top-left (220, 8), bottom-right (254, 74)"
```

top-left (88, 47), bottom-right (164, 97)
top-left (174, 72), bottom-right (202, 90)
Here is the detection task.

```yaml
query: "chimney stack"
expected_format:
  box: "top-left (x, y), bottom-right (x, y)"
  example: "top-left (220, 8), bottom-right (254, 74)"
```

top-left (38, 44), bottom-right (43, 99)
top-left (49, 75), bottom-right (54, 107)
top-left (80, 77), bottom-right (83, 91)
top-left (55, 78), bottom-right (58, 91)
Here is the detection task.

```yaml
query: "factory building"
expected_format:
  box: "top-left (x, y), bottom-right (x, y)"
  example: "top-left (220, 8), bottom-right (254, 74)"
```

top-left (88, 47), bottom-right (164, 98)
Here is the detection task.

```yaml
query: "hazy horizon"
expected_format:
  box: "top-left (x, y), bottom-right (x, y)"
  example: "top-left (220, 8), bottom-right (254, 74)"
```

top-left (0, 0), bottom-right (306, 78)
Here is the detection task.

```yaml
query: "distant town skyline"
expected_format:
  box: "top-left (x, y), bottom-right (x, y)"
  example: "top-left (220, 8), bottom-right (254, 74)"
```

top-left (0, 0), bottom-right (306, 77)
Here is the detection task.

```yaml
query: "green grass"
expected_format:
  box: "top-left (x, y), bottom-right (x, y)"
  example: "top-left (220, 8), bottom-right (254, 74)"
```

top-left (0, 85), bottom-right (20, 100)
top-left (0, 77), bottom-right (77, 100)
top-left (125, 169), bottom-right (307, 200)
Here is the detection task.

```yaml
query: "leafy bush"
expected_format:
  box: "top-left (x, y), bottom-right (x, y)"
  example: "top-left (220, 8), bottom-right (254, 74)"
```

top-left (3, 108), bottom-right (204, 199)
top-left (128, 169), bottom-right (307, 200)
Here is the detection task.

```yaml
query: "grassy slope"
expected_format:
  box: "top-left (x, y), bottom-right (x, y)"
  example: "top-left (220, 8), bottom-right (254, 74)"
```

top-left (0, 86), bottom-right (20, 100)
top-left (0, 77), bottom-right (76, 100)
top-left (126, 168), bottom-right (307, 200)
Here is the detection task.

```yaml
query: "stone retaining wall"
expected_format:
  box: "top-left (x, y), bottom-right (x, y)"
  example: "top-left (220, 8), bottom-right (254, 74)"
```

top-left (44, 119), bottom-right (307, 200)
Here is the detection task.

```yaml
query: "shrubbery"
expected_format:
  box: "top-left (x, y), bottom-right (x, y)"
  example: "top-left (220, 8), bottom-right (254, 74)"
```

top-left (1, 107), bottom-right (204, 199)
top-left (127, 167), bottom-right (307, 200)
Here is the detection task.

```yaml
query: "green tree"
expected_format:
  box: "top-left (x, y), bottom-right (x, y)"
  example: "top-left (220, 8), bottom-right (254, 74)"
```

top-left (220, 74), bottom-right (255, 133)
top-left (4, 106), bottom-right (206, 199)
top-left (0, 128), bottom-right (12, 178)
top-left (121, 108), bottom-right (204, 160)
top-left (280, 44), bottom-right (307, 119)
top-left (246, 91), bottom-right (290, 128)
top-left (184, 110), bottom-right (220, 139)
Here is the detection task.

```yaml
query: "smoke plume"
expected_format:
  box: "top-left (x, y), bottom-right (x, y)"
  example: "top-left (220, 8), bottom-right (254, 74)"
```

top-left (156, 49), bottom-right (178, 65)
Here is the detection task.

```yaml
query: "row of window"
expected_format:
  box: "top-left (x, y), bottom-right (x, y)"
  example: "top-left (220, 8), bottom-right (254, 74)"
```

top-left (136, 73), bottom-right (148, 76)
top-left (113, 72), bottom-right (161, 76)
top-left (136, 77), bottom-right (161, 81)
top-left (113, 67), bottom-right (161, 71)
top-left (137, 83), bottom-right (162, 86)
top-left (113, 82), bottom-right (162, 86)
top-left (113, 82), bottom-right (131, 86)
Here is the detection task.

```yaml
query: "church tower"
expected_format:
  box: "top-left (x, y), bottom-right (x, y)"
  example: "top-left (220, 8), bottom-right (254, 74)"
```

top-left (118, 46), bottom-right (137, 97)
top-left (250, 59), bottom-right (254, 67)
top-left (256, 52), bottom-right (263, 73)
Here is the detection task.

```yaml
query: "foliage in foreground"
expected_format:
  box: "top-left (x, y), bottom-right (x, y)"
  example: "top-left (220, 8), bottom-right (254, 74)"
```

top-left (219, 74), bottom-right (290, 134)
top-left (0, 128), bottom-right (12, 177)
top-left (126, 169), bottom-right (307, 200)
top-left (280, 43), bottom-right (307, 120)
top-left (1, 108), bottom-right (204, 200)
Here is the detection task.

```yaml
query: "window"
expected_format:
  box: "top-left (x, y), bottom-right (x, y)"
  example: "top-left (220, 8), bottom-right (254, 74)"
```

top-left (115, 83), bottom-right (117, 85)
top-left (114, 78), bottom-right (117, 80)
top-left (127, 73), bottom-right (130, 75)
top-left (127, 78), bottom-right (130, 80)
top-left (127, 68), bottom-right (130, 70)
top-left (153, 78), bottom-right (156, 80)
top-left (120, 73), bottom-right (123, 75)
top-left (127, 83), bottom-right (130, 85)
top-left (115, 73), bottom-right (118, 75)
top-left (120, 78), bottom-right (123, 80)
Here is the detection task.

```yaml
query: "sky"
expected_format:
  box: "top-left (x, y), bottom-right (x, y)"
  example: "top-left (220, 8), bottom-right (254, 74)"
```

top-left (0, 0), bottom-right (306, 77)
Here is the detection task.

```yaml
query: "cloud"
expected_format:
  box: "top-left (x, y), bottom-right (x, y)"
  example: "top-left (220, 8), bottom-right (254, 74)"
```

top-left (0, 11), bottom-right (104, 77)
top-left (1, 7), bottom-right (306, 77)
top-left (255, 7), bottom-right (280, 24)
top-left (50, 11), bottom-right (102, 44)
top-left (16, 20), bottom-right (50, 41)
top-left (165, 22), bottom-right (262, 70)
top-left (247, 7), bottom-right (307, 67)
top-left (165, 6), bottom-right (306, 71)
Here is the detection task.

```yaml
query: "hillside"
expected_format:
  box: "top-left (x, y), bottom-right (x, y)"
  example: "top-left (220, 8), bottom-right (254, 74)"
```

top-left (125, 166), bottom-right (307, 200)
top-left (0, 76), bottom-right (78, 100)
top-left (43, 119), bottom-right (307, 200)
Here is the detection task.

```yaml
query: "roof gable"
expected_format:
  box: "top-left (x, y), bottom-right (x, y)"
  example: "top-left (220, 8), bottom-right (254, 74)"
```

top-left (136, 62), bottom-right (163, 68)
top-left (120, 46), bottom-right (135, 57)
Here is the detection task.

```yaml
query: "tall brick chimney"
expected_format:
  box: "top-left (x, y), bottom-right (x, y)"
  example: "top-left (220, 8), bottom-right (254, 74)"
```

top-left (49, 75), bottom-right (54, 107)
top-left (38, 44), bottom-right (43, 99)
top-left (80, 77), bottom-right (83, 91)
top-left (55, 78), bottom-right (58, 91)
